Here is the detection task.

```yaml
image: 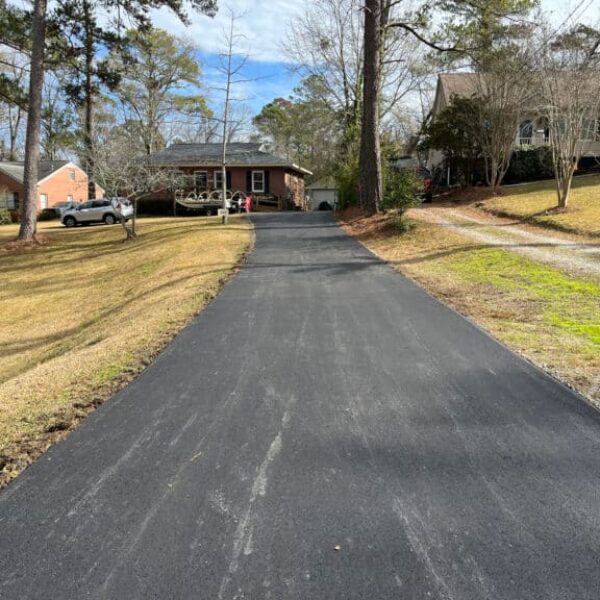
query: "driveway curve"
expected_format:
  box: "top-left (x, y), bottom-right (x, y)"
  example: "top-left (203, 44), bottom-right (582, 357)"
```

top-left (1, 212), bottom-right (600, 599)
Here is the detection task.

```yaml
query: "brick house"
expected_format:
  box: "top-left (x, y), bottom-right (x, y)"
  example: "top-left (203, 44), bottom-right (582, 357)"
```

top-left (0, 160), bottom-right (104, 221)
top-left (146, 143), bottom-right (312, 210)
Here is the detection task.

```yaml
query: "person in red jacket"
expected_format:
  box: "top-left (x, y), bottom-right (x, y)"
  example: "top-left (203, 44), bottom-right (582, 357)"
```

top-left (244, 194), bottom-right (252, 213)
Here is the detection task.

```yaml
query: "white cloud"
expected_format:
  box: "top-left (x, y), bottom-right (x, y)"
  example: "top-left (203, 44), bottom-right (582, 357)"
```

top-left (150, 0), bottom-right (306, 63)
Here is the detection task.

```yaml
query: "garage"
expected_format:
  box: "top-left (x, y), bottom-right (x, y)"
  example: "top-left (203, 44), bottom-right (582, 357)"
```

top-left (307, 178), bottom-right (338, 211)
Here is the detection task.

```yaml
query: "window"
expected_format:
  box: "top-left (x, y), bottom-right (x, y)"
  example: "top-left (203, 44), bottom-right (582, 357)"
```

top-left (252, 170), bottom-right (265, 193)
top-left (536, 118), bottom-right (550, 143)
top-left (68, 169), bottom-right (76, 181)
top-left (194, 171), bottom-right (208, 192)
top-left (518, 120), bottom-right (534, 145)
top-left (67, 195), bottom-right (73, 202)
top-left (40, 193), bottom-right (48, 209)
top-left (0, 191), bottom-right (8, 209)
top-left (581, 119), bottom-right (597, 142)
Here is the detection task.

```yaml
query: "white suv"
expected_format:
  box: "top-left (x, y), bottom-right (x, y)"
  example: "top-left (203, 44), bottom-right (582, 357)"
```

top-left (62, 198), bottom-right (133, 228)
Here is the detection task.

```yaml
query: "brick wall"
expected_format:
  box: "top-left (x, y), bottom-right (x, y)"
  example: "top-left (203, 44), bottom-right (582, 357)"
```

top-left (0, 164), bottom-right (102, 221)
top-left (38, 165), bottom-right (103, 207)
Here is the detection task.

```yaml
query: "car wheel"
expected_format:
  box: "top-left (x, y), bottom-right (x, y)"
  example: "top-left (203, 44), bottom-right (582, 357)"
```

top-left (63, 216), bottom-right (77, 228)
top-left (103, 214), bottom-right (116, 225)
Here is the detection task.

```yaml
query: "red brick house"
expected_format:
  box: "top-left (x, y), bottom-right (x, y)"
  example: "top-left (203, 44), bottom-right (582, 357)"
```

top-left (146, 143), bottom-right (312, 210)
top-left (0, 160), bottom-right (104, 221)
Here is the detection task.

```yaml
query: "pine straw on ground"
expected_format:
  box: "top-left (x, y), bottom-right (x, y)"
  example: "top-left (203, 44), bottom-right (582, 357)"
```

top-left (337, 208), bottom-right (600, 409)
top-left (0, 216), bottom-right (253, 488)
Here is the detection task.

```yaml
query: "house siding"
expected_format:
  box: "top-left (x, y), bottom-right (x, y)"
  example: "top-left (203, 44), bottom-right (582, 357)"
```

top-left (147, 166), bottom-right (306, 211)
top-left (38, 165), bottom-right (103, 208)
top-left (0, 163), bottom-right (103, 221)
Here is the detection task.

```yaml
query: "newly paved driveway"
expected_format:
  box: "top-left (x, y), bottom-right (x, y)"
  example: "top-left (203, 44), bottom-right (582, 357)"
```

top-left (2, 212), bottom-right (600, 599)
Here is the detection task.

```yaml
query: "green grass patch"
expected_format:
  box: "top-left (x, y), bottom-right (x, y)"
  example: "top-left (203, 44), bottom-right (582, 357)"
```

top-left (442, 247), bottom-right (600, 348)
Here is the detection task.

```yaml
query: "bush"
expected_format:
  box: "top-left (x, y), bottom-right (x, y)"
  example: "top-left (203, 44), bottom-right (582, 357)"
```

top-left (0, 209), bottom-right (12, 225)
top-left (335, 153), bottom-right (359, 210)
top-left (38, 208), bottom-right (60, 221)
top-left (381, 169), bottom-right (422, 228)
top-left (505, 147), bottom-right (554, 184)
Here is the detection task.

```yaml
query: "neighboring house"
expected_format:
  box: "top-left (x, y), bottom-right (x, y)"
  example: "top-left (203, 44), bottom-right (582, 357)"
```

top-left (0, 160), bottom-right (104, 221)
top-left (428, 72), bottom-right (600, 171)
top-left (145, 143), bottom-right (312, 210)
top-left (307, 178), bottom-right (338, 211)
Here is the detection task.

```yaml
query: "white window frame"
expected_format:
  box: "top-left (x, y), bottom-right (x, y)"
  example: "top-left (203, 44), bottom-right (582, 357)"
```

top-left (214, 170), bottom-right (225, 190)
top-left (40, 193), bottom-right (48, 209)
top-left (581, 118), bottom-right (597, 142)
top-left (252, 170), bottom-right (265, 193)
top-left (67, 194), bottom-right (74, 202)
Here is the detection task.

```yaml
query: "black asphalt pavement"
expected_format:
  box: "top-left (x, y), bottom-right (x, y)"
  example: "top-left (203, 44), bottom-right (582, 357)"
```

top-left (2, 212), bottom-right (600, 599)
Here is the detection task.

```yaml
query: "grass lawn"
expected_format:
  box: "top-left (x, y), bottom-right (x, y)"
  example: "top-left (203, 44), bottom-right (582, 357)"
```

top-left (481, 175), bottom-right (600, 236)
top-left (0, 216), bottom-right (252, 487)
top-left (339, 210), bottom-right (600, 407)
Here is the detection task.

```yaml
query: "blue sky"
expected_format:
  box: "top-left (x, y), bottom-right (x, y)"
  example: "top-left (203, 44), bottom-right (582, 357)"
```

top-left (150, 0), bottom-right (599, 115)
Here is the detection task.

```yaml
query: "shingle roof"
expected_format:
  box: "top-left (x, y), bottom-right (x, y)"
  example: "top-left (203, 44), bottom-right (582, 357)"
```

top-left (438, 73), bottom-right (481, 103)
top-left (146, 143), bottom-right (312, 174)
top-left (437, 71), bottom-right (600, 106)
top-left (0, 160), bottom-right (70, 184)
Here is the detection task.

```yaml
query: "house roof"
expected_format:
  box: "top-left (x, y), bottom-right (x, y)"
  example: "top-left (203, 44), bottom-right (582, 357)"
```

top-left (146, 143), bottom-right (312, 175)
top-left (437, 73), bottom-right (481, 105)
top-left (0, 160), bottom-right (71, 185)
top-left (436, 71), bottom-right (600, 107)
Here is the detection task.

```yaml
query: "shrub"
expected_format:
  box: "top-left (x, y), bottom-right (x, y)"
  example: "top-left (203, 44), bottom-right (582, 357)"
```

top-left (0, 209), bottom-right (12, 225)
top-left (505, 147), bottom-right (554, 184)
top-left (381, 168), bottom-right (422, 228)
top-left (335, 152), bottom-right (359, 209)
top-left (38, 208), bottom-right (60, 221)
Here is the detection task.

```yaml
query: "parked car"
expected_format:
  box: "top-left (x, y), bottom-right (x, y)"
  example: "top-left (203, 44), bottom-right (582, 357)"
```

top-left (61, 198), bottom-right (133, 227)
top-left (53, 201), bottom-right (80, 216)
top-left (420, 168), bottom-right (434, 203)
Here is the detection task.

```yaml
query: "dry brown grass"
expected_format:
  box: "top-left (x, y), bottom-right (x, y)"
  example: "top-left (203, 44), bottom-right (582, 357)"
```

top-left (338, 209), bottom-right (600, 408)
top-left (0, 216), bottom-right (252, 487)
top-left (480, 175), bottom-right (600, 236)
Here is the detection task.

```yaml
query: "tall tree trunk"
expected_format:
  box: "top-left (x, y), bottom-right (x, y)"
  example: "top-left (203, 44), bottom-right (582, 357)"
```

top-left (18, 0), bottom-right (47, 241)
top-left (83, 0), bottom-right (96, 199)
top-left (359, 0), bottom-right (382, 215)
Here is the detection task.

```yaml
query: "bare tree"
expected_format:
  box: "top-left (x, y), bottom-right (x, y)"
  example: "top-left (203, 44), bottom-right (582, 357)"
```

top-left (473, 69), bottom-right (531, 190)
top-left (283, 0), bottom-right (364, 145)
top-left (538, 24), bottom-right (600, 208)
top-left (94, 128), bottom-right (181, 241)
top-left (213, 10), bottom-right (251, 224)
top-left (283, 0), bottom-right (424, 151)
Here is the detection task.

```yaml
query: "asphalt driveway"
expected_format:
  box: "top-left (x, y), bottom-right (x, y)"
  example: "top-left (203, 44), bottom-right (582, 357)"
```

top-left (1, 212), bottom-right (600, 599)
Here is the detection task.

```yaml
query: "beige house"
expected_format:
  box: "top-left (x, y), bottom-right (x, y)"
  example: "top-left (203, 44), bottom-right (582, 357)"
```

top-left (428, 73), bottom-right (600, 169)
